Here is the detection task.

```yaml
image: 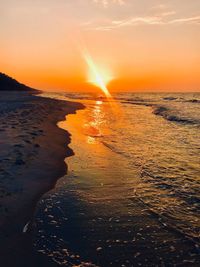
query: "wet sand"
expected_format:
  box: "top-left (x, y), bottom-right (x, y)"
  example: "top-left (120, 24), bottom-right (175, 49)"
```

top-left (0, 91), bottom-right (84, 267)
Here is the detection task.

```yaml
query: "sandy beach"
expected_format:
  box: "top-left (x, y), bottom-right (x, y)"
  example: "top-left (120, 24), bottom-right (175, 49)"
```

top-left (1, 90), bottom-right (200, 267)
top-left (0, 91), bottom-right (83, 267)
top-left (1, 0), bottom-right (199, 265)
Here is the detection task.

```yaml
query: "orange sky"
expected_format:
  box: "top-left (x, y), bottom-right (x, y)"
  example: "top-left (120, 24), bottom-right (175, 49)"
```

top-left (1, 0), bottom-right (200, 92)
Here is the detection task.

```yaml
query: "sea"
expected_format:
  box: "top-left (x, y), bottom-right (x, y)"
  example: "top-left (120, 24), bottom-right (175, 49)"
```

top-left (34, 92), bottom-right (200, 266)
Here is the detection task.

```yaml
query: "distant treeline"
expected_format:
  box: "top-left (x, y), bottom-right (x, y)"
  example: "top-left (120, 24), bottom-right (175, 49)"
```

top-left (0, 72), bottom-right (37, 91)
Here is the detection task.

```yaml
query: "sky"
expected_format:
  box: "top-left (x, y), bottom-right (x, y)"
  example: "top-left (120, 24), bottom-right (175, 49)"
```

top-left (1, 0), bottom-right (200, 92)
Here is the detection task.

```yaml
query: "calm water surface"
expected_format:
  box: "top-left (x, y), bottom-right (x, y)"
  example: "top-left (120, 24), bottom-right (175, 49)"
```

top-left (34, 93), bottom-right (200, 266)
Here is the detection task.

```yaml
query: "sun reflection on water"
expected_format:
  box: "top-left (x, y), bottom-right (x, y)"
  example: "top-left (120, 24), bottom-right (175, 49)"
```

top-left (83, 100), bottom-right (106, 144)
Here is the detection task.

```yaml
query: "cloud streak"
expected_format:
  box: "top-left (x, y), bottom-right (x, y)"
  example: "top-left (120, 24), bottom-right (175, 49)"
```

top-left (168, 16), bottom-right (200, 24)
top-left (83, 4), bottom-right (199, 31)
top-left (87, 14), bottom-right (200, 31)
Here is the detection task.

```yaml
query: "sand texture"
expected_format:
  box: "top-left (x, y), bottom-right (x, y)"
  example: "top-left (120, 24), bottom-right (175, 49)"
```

top-left (0, 91), bottom-right (83, 267)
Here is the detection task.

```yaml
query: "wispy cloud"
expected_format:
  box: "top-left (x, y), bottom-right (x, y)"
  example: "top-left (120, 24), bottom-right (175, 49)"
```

top-left (93, 0), bottom-right (125, 8)
top-left (168, 16), bottom-right (200, 24)
top-left (84, 12), bottom-right (200, 31)
top-left (82, 2), bottom-right (200, 30)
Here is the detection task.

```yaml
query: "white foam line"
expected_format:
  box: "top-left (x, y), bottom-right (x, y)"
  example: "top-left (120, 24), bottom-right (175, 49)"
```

top-left (23, 221), bottom-right (30, 233)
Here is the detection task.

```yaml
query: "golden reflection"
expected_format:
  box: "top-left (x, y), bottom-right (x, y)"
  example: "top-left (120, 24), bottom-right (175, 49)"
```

top-left (83, 100), bottom-right (105, 144)
top-left (58, 96), bottom-right (121, 149)
top-left (96, 100), bottom-right (103, 105)
top-left (87, 136), bottom-right (96, 145)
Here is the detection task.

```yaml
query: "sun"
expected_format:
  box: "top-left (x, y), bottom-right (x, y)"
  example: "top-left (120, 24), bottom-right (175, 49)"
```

top-left (83, 52), bottom-right (113, 98)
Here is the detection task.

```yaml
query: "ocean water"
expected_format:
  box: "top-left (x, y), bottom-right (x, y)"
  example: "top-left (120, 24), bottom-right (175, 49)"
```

top-left (34, 92), bottom-right (200, 266)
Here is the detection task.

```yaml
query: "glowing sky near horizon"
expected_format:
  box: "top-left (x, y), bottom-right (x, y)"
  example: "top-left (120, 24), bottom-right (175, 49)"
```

top-left (83, 49), bottom-right (113, 97)
top-left (0, 0), bottom-right (200, 92)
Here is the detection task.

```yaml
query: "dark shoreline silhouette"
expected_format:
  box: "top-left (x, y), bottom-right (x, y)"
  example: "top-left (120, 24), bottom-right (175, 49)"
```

top-left (0, 74), bottom-right (84, 267)
top-left (0, 72), bottom-right (37, 92)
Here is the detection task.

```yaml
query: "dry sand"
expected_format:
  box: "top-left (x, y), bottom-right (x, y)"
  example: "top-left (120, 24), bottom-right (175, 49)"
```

top-left (0, 91), bottom-right (84, 267)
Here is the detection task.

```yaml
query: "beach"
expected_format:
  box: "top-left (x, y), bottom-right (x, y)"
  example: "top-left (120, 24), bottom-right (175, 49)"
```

top-left (1, 91), bottom-right (200, 267)
top-left (0, 91), bottom-right (83, 267)
top-left (34, 92), bottom-right (200, 266)
top-left (1, 0), bottom-right (199, 265)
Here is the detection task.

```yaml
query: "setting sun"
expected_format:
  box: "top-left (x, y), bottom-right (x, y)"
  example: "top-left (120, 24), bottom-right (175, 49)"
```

top-left (1, 1), bottom-right (200, 266)
top-left (83, 51), bottom-right (113, 98)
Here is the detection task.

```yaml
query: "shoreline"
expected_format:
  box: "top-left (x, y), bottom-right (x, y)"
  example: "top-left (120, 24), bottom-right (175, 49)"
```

top-left (33, 94), bottom-right (200, 267)
top-left (0, 91), bottom-right (84, 267)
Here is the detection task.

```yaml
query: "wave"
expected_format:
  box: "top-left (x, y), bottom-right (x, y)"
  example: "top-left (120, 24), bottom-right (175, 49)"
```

top-left (120, 99), bottom-right (200, 126)
top-left (185, 99), bottom-right (200, 104)
top-left (133, 191), bottom-right (200, 245)
top-left (137, 168), bottom-right (200, 245)
top-left (121, 101), bottom-right (151, 107)
top-left (101, 141), bottom-right (131, 158)
top-left (163, 97), bottom-right (200, 104)
top-left (163, 97), bottom-right (177, 101)
top-left (153, 106), bottom-right (199, 125)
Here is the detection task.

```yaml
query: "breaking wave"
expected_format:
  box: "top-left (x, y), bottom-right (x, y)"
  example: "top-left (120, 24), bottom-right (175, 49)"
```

top-left (153, 106), bottom-right (200, 125)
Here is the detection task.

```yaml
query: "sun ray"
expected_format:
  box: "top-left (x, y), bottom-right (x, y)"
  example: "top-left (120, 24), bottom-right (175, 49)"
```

top-left (82, 50), bottom-right (112, 98)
